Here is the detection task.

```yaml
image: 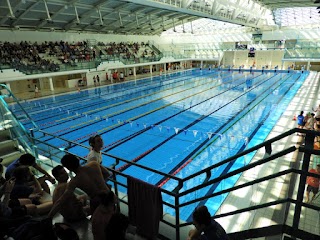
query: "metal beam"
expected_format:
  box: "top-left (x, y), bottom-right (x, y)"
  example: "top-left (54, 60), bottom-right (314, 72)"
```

top-left (63, 0), bottom-right (110, 31)
top-left (119, 0), bottom-right (261, 27)
top-left (9, 1), bottom-right (39, 27)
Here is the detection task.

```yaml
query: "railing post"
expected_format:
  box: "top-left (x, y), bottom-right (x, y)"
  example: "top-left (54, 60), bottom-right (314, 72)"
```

top-left (175, 180), bottom-right (183, 240)
top-left (113, 158), bottom-right (119, 205)
top-left (30, 129), bottom-right (39, 160)
top-left (292, 131), bottom-right (314, 231)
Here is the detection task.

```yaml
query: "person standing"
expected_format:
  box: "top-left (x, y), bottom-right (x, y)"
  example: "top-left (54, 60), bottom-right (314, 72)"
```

top-left (48, 154), bottom-right (112, 217)
top-left (51, 165), bottom-right (89, 222)
top-left (119, 72), bottom-right (124, 81)
top-left (93, 75), bottom-right (96, 87)
top-left (96, 75), bottom-right (100, 86)
top-left (34, 85), bottom-right (39, 98)
top-left (306, 164), bottom-right (320, 203)
top-left (297, 111), bottom-right (305, 134)
top-left (88, 135), bottom-right (103, 164)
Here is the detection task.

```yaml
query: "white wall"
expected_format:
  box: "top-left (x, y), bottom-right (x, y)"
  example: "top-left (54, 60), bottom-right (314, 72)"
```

top-left (0, 29), bottom-right (160, 44)
top-left (159, 32), bottom-right (252, 45)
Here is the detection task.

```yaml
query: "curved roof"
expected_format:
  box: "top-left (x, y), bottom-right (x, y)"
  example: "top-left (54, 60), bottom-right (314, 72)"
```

top-left (0, 0), bottom-right (318, 35)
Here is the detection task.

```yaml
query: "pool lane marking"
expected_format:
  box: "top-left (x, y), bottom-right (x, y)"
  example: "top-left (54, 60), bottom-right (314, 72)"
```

top-left (44, 72), bottom-right (234, 136)
top-left (157, 73), bottom-right (298, 189)
top-left (55, 71), bottom-right (223, 122)
top-left (115, 73), bottom-right (268, 172)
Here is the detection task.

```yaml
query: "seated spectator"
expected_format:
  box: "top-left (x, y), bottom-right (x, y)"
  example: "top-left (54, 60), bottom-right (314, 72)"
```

top-left (0, 160), bottom-right (5, 185)
top-left (1, 163), bottom-right (38, 217)
top-left (10, 166), bottom-right (52, 215)
top-left (188, 206), bottom-right (229, 240)
top-left (51, 165), bottom-right (89, 222)
top-left (5, 153), bottom-right (56, 194)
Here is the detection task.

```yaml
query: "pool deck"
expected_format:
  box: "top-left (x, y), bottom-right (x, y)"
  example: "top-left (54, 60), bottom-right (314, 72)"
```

top-left (216, 71), bottom-right (320, 239)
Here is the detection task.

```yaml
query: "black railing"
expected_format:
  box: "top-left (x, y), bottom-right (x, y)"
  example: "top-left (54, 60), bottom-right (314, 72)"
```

top-left (28, 127), bottom-right (320, 240)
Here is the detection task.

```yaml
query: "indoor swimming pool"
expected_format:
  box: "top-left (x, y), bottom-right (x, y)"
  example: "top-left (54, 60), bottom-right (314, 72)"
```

top-left (12, 69), bottom-right (307, 221)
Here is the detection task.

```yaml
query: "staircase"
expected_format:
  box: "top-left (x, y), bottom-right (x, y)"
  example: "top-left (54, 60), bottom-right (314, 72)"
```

top-left (0, 127), bottom-right (23, 166)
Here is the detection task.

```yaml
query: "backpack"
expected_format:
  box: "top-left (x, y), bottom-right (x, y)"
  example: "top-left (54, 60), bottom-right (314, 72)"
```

top-left (105, 213), bottom-right (129, 240)
top-left (53, 223), bottom-right (79, 240)
top-left (10, 217), bottom-right (57, 240)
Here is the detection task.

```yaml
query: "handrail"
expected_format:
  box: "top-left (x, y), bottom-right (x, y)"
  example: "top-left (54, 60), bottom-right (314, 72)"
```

top-left (30, 127), bottom-right (320, 239)
top-left (0, 96), bottom-right (37, 157)
top-left (0, 84), bottom-right (39, 130)
top-left (35, 129), bottom-right (182, 183)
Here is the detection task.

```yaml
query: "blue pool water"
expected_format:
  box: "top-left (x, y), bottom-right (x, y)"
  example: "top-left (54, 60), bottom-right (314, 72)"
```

top-left (12, 69), bottom-right (307, 221)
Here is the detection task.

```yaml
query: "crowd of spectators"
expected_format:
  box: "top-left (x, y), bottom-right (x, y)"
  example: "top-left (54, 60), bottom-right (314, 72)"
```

top-left (0, 41), bottom-right (60, 73)
top-left (97, 41), bottom-right (159, 62)
top-left (54, 40), bottom-right (94, 64)
top-left (0, 40), bottom-right (161, 74)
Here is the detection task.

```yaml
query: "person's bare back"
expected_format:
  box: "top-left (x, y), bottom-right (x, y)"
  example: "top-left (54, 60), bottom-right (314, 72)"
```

top-left (68, 162), bottom-right (110, 198)
top-left (53, 183), bottom-right (86, 221)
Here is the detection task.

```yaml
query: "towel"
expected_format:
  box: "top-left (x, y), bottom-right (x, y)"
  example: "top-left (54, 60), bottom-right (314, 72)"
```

top-left (127, 176), bottom-right (163, 239)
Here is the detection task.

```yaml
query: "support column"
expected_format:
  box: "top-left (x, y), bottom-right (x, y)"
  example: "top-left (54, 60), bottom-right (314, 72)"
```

top-left (163, 63), bottom-right (166, 73)
top-left (307, 61), bottom-right (311, 70)
top-left (48, 77), bottom-right (54, 91)
top-left (4, 82), bottom-right (11, 96)
top-left (269, 50), bottom-right (274, 69)
top-left (150, 65), bottom-right (153, 74)
top-left (200, 60), bottom-right (203, 69)
top-left (133, 67), bottom-right (136, 77)
top-left (3, 82), bottom-right (12, 94)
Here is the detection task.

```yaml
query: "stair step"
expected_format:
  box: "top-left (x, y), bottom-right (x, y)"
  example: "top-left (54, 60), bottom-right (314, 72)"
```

top-left (0, 139), bottom-right (18, 156)
top-left (0, 151), bottom-right (23, 166)
top-left (0, 128), bottom-right (11, 141)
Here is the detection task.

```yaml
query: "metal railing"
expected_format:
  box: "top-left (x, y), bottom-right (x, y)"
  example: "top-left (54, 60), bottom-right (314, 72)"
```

top-left (24, 128), bottom-right (320, 239)
top-left (1, 85), bottom-right (320, 239)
